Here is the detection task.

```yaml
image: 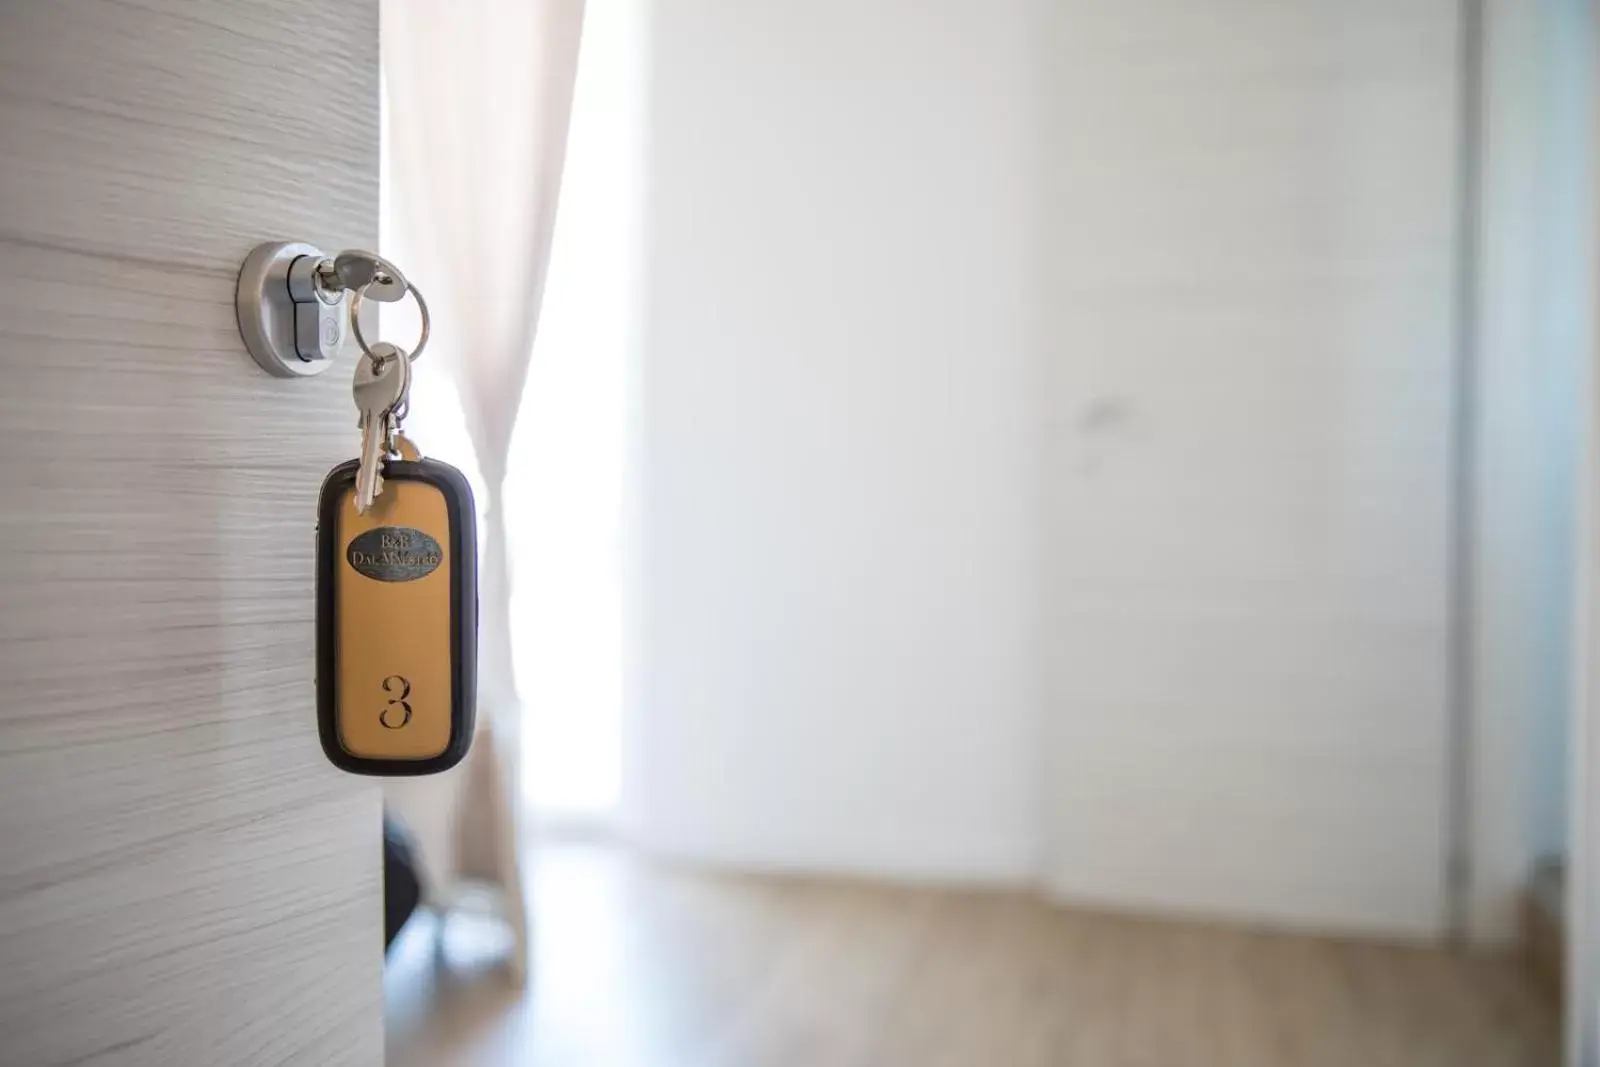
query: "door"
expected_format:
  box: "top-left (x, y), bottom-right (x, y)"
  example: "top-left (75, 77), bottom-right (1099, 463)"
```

top-left (1041, 0), bottom-right (1461, 936)
top-left (0, 4), bottom-right (382, 1065)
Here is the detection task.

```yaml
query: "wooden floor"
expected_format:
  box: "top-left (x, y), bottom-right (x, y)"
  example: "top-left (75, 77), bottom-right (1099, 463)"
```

top-left (385, 843), bottom-right (1558, 1067)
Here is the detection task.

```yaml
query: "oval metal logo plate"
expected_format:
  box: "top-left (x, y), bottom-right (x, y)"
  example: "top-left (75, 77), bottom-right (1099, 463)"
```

top-left (346, 526), bottom-right (443, 582)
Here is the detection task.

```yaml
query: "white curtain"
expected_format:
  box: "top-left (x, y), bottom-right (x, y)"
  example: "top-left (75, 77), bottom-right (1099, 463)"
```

top-left (380, 0), bottom-right (585, 980)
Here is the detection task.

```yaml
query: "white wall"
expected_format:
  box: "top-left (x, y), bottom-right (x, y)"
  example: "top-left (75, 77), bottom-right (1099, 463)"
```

top-left (1472, 0), bottom-right (1591, 944)
top-left (632, 0), bottom-right (1531, 942)
top-left (628, 0), bottom-right (1041, 880)
top-left (1040, 0), bottom-right (1462, 937)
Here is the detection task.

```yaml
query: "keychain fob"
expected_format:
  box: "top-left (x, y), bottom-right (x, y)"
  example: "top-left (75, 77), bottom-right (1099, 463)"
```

top-left (316, 452), bottom-right (477, 775)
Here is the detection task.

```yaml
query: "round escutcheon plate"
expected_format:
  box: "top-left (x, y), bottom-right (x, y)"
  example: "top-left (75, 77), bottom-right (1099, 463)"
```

top-left (236, 239), bottom-right (332, 378)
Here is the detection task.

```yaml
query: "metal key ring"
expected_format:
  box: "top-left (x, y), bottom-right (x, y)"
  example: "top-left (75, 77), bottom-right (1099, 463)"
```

top-left (349, 277), bottom-right (430, 367)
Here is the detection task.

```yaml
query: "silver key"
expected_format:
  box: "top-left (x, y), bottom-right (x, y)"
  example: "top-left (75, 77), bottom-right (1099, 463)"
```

top-left (352, 342), bottom-right (411, 513)
top-left (333, 251), bottom-right (409, 303)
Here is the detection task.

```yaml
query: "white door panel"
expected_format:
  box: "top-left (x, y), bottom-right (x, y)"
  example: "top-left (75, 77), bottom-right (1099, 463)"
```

top-left (1042, 0), bottom-right (1459, 936)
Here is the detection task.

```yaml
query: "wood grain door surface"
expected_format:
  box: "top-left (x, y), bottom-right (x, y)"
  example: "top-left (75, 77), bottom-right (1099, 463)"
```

top-left (0, 3), bottom-right (383, 1064)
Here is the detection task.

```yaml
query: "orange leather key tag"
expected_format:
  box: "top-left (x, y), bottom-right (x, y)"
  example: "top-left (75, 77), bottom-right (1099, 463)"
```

top-left (316, 451), bottom-right (476, 775)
